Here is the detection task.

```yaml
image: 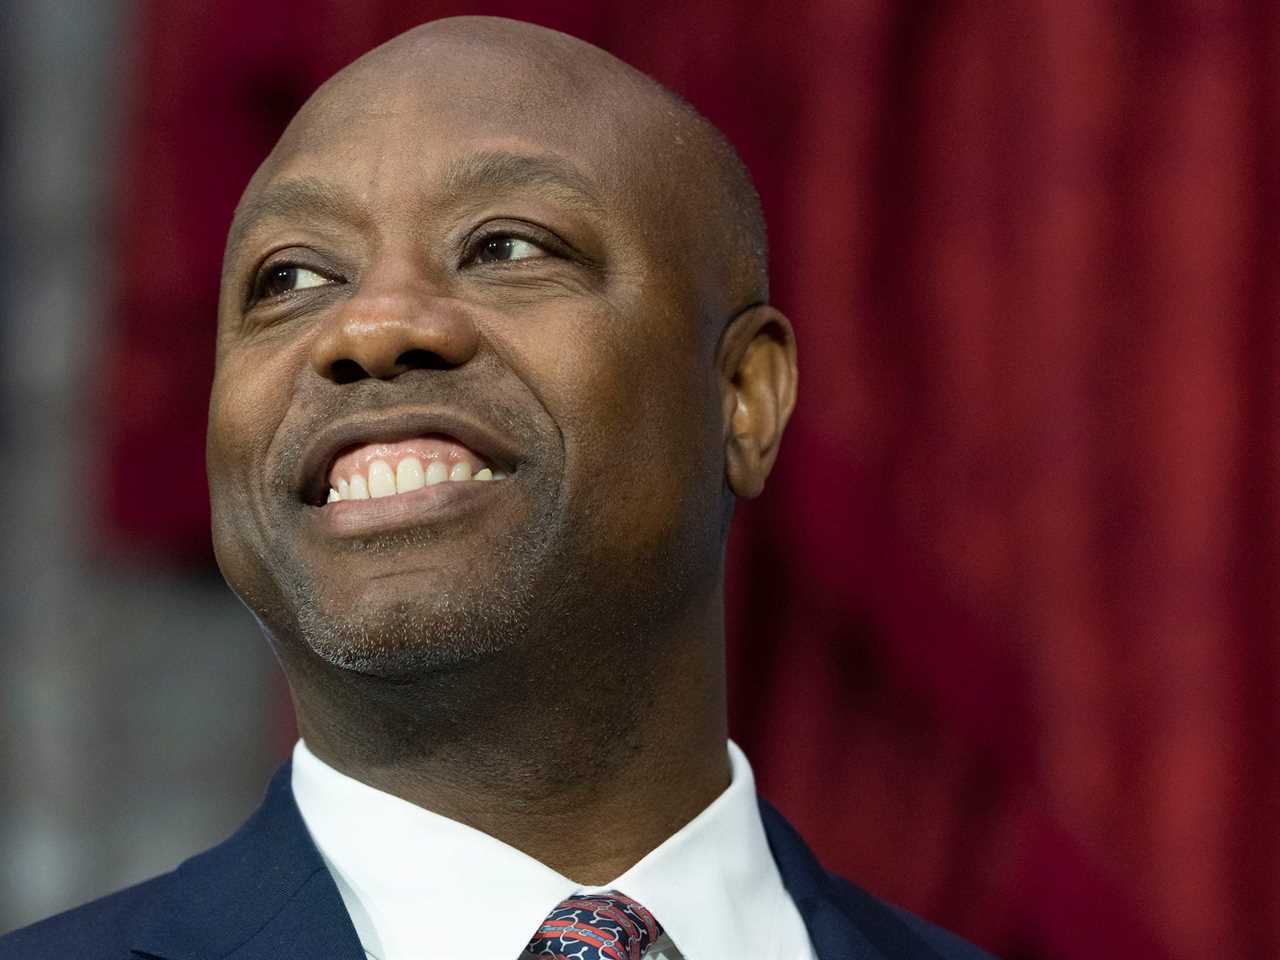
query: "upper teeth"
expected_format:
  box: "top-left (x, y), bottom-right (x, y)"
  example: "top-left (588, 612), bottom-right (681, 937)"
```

top-left (326, 456), bottom-right (506, 503)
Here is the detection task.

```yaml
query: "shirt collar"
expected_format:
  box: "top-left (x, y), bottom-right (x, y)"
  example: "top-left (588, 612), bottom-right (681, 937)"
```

top-left (589, 740), bottom-right (799, 959)
top-left (292, 739), bottom-right (804, 959)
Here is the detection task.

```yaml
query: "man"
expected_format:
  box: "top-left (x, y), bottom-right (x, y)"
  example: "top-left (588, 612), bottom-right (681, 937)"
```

top-left (2, 16), bottom-right (992, 960)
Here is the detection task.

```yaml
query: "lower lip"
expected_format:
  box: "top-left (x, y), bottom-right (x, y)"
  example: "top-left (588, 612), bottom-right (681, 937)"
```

top-left (307, 477), bottom-right (510, 537)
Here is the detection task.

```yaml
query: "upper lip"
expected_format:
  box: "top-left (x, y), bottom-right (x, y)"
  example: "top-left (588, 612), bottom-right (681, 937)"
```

top-left (294, 406), bottom-right (523, 506)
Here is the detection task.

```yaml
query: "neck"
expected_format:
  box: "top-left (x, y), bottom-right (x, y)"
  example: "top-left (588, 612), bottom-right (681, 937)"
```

top-left (285, 601), bottom-right (730, 884)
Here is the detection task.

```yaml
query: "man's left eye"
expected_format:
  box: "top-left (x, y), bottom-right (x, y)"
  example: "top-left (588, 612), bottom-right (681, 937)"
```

top-left (475, 236), bottom-right (547, 263)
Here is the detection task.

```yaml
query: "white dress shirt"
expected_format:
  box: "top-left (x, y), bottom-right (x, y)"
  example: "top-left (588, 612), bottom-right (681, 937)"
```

top-left (291, 738), bottom-right (818, 960)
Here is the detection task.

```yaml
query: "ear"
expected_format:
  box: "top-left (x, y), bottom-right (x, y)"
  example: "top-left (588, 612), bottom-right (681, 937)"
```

top-left (718, 304), bottom-right (798, 499)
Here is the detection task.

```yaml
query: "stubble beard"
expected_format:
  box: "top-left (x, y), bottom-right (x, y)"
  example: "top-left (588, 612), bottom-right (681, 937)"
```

top-left (278, 488), bottom-right (570, 679)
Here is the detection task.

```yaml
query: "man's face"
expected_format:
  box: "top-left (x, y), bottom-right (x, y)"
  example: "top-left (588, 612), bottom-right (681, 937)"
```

top-left (208, 39), bottom-right (729, 675)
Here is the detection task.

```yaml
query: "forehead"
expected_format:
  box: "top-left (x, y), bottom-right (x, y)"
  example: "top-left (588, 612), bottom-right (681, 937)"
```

top-left (232, 39), bottom-right (649, 234)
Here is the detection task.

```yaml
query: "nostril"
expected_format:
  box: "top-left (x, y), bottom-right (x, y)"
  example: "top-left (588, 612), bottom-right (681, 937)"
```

top-left (396, 349), bottom-right (453, 371)
top-left (324, 350), bottom-right (453, 383)
top-left (330, 358), bottom-right (365, 384)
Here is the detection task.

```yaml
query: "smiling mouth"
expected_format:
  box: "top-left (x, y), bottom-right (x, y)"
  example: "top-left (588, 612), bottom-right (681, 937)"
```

top-left (320, 435), bottom-right (511, 505)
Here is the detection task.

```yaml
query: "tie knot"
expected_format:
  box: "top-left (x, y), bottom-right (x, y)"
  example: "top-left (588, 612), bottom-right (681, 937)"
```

top-left (522, 891), bottom-right (663, 960)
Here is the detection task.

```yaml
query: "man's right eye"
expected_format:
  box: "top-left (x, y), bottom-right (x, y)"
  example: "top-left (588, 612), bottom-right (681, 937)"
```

top-left (254, 264), bottom-right (332, 301)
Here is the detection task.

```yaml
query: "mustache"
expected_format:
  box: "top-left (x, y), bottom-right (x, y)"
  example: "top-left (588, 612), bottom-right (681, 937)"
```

top-left (266, 369), bottom-right (552, 492)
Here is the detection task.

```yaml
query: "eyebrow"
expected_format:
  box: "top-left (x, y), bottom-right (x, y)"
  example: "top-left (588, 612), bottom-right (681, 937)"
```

top-left (226, 150), bottom-right (605, 253)
top-left (439, 150), bottom-right (605, 214)
top-left (226, 177), bottom-right (365, 254)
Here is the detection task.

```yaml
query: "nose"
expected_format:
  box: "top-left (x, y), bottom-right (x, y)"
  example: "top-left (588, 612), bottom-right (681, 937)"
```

top-left (309, 271), bottom-right (480, 383)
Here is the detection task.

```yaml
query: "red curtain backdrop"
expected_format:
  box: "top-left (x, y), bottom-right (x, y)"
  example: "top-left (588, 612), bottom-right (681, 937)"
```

top-left (103, 3), bottom-right (1280, 958)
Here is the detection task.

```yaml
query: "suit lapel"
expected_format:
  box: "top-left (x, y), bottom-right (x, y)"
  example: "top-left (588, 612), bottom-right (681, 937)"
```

top-left (131, 761), bottom-right (365, 960)
top-left (217, 869), bottom-right (366, 960)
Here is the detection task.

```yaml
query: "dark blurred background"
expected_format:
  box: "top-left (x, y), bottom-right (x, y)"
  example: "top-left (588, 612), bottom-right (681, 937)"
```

top-left (3, 2), bottom-right (1275, 958)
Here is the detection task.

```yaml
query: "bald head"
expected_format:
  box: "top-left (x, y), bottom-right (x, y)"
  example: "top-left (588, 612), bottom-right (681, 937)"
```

top-left (237, 16), bottom-right (768, 326)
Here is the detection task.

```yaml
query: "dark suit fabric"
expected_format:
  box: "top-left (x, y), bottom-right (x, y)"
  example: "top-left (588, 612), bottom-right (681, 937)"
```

top-left (0, 762), bottom-right (995, 959)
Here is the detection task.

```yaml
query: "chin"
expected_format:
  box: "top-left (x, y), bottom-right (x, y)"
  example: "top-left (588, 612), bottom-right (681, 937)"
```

top-left (254, 481), bottom-right (569, 677)
top-left (288, 583), bottom-right (540, 678)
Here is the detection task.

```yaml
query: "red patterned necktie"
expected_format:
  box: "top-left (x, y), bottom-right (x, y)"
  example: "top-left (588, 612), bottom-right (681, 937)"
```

top-left (520, 890), bottom-right (680, 960)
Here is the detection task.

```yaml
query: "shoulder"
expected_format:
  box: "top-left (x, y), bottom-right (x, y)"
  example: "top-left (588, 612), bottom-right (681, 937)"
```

top-left (758, 797), bottom-right (998, 960)
top-left (0, 870), bottom-right (177, 959)
top-left (0, 761), bottom-right (325, 960)
top-left (888, 909), bottom-right (996, 960)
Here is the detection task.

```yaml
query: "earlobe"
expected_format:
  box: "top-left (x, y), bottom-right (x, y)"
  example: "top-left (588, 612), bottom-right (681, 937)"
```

top-left (719, 304), bottom-right (798, 499)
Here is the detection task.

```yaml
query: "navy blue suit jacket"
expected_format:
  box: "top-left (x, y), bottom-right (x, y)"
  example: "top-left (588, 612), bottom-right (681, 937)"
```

top-left (0, 762), bottom-right (994, 959)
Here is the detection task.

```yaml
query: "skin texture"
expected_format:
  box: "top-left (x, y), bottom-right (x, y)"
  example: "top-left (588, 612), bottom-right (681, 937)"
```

top-left (209, 16), bottom-right (797, 884)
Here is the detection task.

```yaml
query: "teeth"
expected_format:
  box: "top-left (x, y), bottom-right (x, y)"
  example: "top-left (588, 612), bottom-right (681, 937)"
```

top-left (396, 456), bottom-right (425, 493)
top-left (368, 460), bottom-right (396, 498)
top-left (325, 458), bottom-right (510, 503)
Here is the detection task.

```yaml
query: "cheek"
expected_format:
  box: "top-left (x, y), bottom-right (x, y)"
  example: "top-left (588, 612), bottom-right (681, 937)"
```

top-left (209, 355), bottom-right (285, 476)
top-left (508, 302), bottom-right (721, 555)
top-left (206, 342), bottom-right (300, 533)
top-left (207, 343), bottom-right (301, 607)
